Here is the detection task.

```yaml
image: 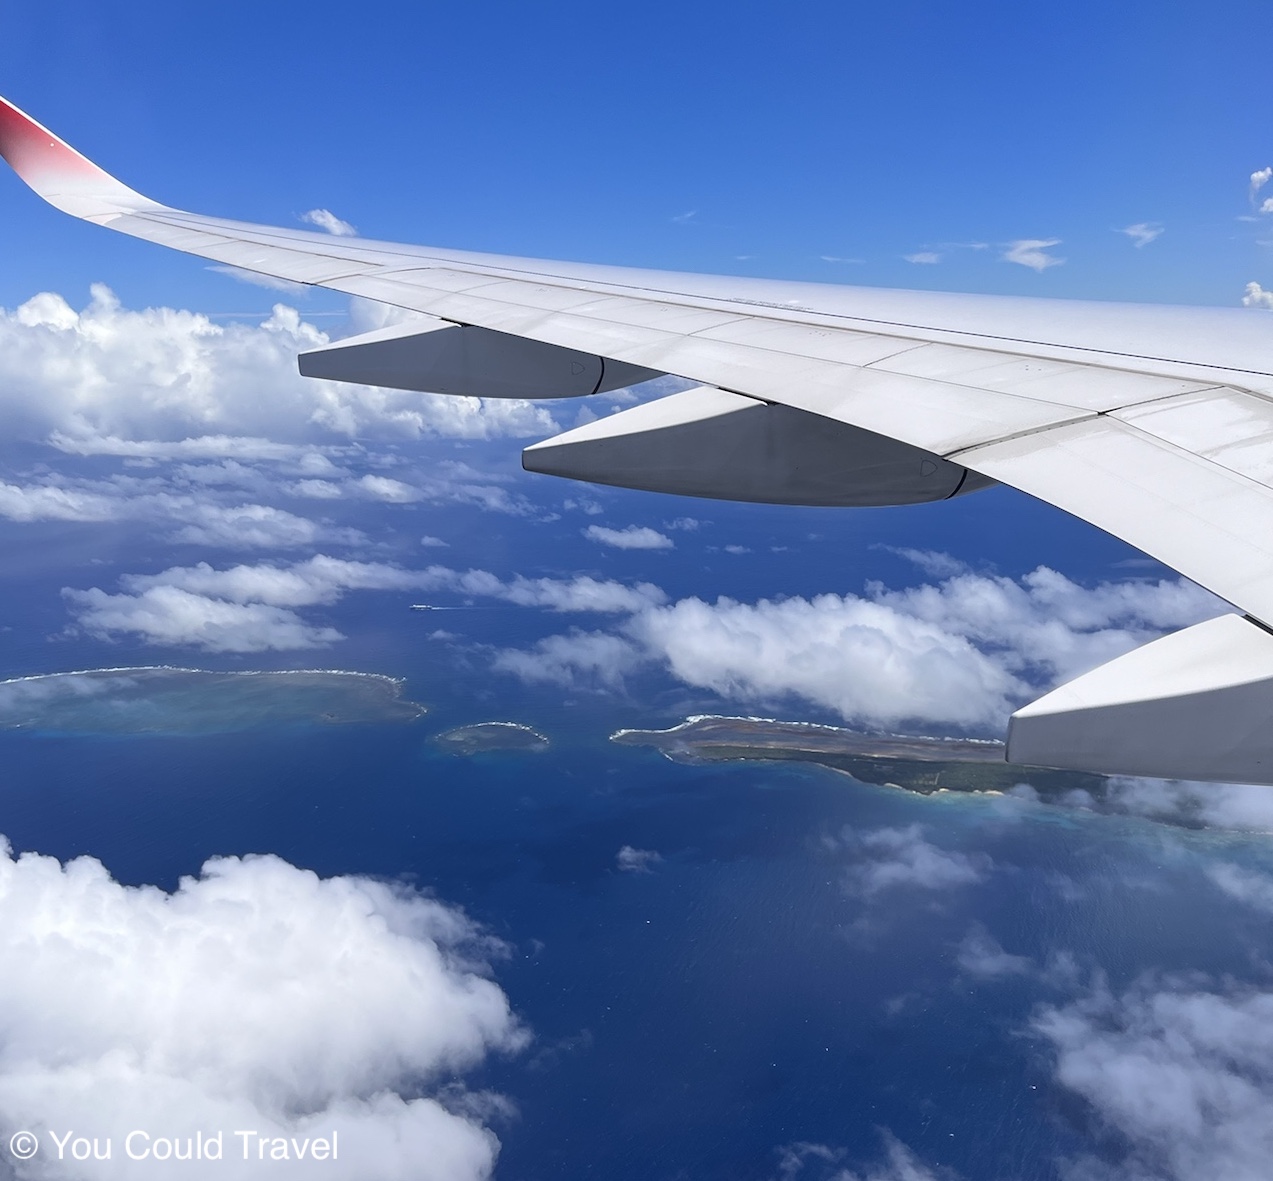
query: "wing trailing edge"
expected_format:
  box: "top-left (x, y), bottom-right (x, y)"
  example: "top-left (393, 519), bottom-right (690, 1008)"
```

top-left (298, 317), bottom-right (660, 399)
top-left (523, 385), bottom-right (993, 506)
top-left (1009, 613), bottom-right (1273, 783)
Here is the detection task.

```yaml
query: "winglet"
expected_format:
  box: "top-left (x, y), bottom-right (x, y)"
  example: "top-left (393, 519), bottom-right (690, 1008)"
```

top-left (0, 95), bottom-right (162, 221)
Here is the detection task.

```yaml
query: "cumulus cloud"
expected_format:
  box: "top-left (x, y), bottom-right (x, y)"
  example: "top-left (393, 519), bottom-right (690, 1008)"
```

top-left (583, 524), bottom-right (674, 551)
top-left (491, 633), bottom-right (643, 691)
top-left (351, 475), bottom-right (420, 503)
top-left (0, 840), bottom-right (523, 1181)
top-left (903, 252), bottom-right (942, 265)
top-left (0, 287), bottom-right (557, 447)
top-left (300, 208), bottom-right (359, 237)
top-left (1251, 167), bottom-right (1272, 205)
top-left (65, 557), bottom-right (666, 652)
top-left (841, 825), bottom-right (988, 897)
top-left (0, 481), bottom-right (119, 523)
top-left (1119, 222), bottom-right (1164, 248)
top-left (1242, 281), bottom-right (1273, 309)
top-left (116, 557), bottom-right (664, 614)
top-left (1003, 239), bottom-right (1064, 271)
top-left (1035, 971), bottom-right (1273, 1181)
top-left (0, 474), bottom-right (353, 550)
top-left (65, 585), bottom-right (344, 653)
top-left (493, 566), bottom-right (1221, 732)
top-left (632, 592), bottom-right (1019, 728)
top-left (616, 846), bottom-right (662, 873)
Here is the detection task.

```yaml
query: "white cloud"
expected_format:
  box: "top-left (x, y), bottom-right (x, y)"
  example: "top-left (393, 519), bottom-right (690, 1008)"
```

top-left (290, 478), bottom-right (345, 499)
top-left (775, 1133), bottom-right (948, 1181)
top-left (421, 535), bottom-right (449, 547)
top-left (1119, 222), bottom-right (1164, 248)
top-left (632, 592), bottom-right (1019, 728)
top-left (1251, 167), bottom-right (1272, 204)
top-left (955, 924), bottom-right (1032, 978)
top-left (1003, 239), bottom-right (1064, 271)
top-left (1243, 281), bottom-right (1273, 309)
top-left (65, 557), bottom-right (666, 652)
top-left (882, 547), bottom-right (968, 578)
top-left (0, 287), bottom-right (557, 446)
top-left (616, 846), bottom-right (662, 873)
top-left (583, 524), bottom-right (675, 551)
top-left (300, 208), bottom-right (358, 237)
top-left (49, 432), bottom-right (339, 464)
top-left (820, 255), bottom-right (865, 265)
top-left (65, 586), bottom-right (343, 653)
top-left (903, 252), bottom-right (942, 264)
top-left (170, 501), bottom-right (339, 549)
top-left (0, 481), bottom-right (119, 522)
top-left (0, 476), bottom-right (353, 550)
top-left (354, 474), bottom-right (424, 503)
top-left (491, 632), bottom-right (643, 690)
top-left (118, 558), bottom-right (664, 614)
top-left (1206, 862), bottom-right (1273, 911)
top-left (1035, 972), bottom-right (1273, 1181)
top-left (494, 566), bottom-right (1221, 732)
top-left (842, 825), bottom-right (988, 897)
top-left (1094, 777), bottom-right (1273, 832)
top-left (0, 839), bottom-right (522, 1181)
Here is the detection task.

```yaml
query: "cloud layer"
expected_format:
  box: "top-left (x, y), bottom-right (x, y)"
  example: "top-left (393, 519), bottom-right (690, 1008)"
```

top-left (494, 562), bottom-right (1221, 732)
top-left (0, 841), bottom-right (523, 1180)
top-left (65, 556), bottom-right (666, 652)
top-left (1036, 971), bottom-right (1273, 1181)
top-left (0, 287), bottom-right (556, 446)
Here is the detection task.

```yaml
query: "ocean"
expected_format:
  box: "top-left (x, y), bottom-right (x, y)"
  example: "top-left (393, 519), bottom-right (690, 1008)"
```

top-left (0, 642), bottom-right (1269, 1181)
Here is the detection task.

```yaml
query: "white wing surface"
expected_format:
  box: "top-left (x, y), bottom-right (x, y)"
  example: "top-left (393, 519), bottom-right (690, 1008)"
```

top-left (5, 93), bottom-right (1273, 783)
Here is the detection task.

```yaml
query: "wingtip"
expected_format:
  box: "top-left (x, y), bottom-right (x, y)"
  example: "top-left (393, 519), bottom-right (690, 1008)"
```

top-left (0, 93), bottom-right (159, 220)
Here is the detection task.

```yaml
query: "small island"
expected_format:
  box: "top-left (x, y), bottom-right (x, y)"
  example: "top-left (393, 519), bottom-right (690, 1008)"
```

top-left (612, 714), bottom-right (1107, 798)
top-left (433, 722), bottom-right (550, 756)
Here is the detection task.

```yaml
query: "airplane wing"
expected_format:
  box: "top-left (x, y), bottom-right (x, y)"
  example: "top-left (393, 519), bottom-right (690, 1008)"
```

top-left (5, 93), bottom-right (1273, 785)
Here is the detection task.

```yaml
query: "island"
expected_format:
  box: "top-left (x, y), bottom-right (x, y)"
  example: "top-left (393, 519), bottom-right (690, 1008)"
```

top-left (611, 714), bottom-right (1108, 798)
top-left (0, 667), bottom-right (427, 735)
top-left (433, 722), bottom-right (551, 756)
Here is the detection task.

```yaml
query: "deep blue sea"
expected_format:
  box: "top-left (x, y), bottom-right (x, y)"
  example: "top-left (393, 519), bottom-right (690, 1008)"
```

top-left (1, 623), bottom-right (1270, 1181)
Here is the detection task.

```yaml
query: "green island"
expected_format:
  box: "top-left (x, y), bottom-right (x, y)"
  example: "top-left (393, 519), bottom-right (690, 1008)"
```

top-left (0, 667), bottom-right (427, 735)
top-left (433, 721), bottom-right (551, 755)
top-left (611, 714), bottom-right (1109, 799)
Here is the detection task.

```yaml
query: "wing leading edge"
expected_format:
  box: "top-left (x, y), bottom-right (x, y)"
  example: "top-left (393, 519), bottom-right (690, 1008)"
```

top-left (6, 93), bottom-right (1273, 782)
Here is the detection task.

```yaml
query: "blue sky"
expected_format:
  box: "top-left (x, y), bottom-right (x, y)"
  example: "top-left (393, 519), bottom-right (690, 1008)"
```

top-left (3, 0), bottom-right (1273, 312)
